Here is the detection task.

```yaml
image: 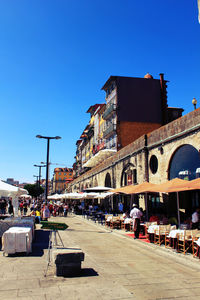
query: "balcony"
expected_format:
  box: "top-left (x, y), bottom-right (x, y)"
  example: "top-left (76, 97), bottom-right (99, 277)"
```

top-left (86, 125), bottom-right (94, 138)
top-left (103, 123), bottom-right (116, 138)
top-left (102, 103), bottom-right (116, 120)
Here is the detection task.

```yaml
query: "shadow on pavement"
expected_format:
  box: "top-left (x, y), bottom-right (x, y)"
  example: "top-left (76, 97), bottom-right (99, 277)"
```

top-left (31, 229), bottom-right (50, 257)
top-left (62, 268), bottom-right (98, 278)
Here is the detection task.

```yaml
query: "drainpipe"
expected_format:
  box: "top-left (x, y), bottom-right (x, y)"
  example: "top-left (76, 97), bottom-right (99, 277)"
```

top-left (144, 134), bottom-right (149, 182)
top-left (160, 73), bottom-right (168, 125)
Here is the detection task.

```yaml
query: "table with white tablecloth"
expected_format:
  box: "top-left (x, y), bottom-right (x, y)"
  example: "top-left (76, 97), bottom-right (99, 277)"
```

top-left (147, 225), bottom-right (159, 234)
top-left (2, 226), bottom-right (32, 255)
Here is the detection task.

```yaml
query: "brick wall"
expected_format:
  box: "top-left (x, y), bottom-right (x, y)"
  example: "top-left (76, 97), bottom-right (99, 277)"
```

top-left (118, 121), bottom-right (161, 148)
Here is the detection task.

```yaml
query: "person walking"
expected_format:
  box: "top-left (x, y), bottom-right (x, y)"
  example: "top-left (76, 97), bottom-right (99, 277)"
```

top-left (130, 204), bottom-right (143, 239)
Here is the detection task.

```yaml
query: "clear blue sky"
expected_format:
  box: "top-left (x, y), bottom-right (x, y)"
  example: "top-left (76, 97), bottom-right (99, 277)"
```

top-left (0, 0), bottom-right (199, 183)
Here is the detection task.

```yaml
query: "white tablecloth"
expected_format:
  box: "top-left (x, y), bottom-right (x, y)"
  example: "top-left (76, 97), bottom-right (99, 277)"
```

top-left (168, 229), bottom-right (184, 239)
top-left (147, 225), bottom-right (159, 234)
top-left (2, 226), bottom-right (32, 254)
top-left (195, 238), bottom-right (200, 246)
top-left (124, 218), bottom-right (132, 224)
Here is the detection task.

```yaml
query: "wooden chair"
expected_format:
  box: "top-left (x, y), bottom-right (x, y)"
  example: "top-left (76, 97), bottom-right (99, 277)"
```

top-left (165, 225), bottom-right (176, 249)
top-left (154, 225), bottom-right (171, 246)
top-left (110, 216), bottom-right (121, 229)
top-left (192, 231), bottom-right (200, 258)
top-left (105, 215), bottom-right (112, 227)
top-left (177, 230), bottom-right (193, 255)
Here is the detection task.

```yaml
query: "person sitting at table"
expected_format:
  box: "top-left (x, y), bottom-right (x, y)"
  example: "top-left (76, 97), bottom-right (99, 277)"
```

top-left (160, 215), bottom-right (169, 225)
top-left (149, 215), bottom-right (159, 224)
top-left (192, 208), bottom-right (200, 229)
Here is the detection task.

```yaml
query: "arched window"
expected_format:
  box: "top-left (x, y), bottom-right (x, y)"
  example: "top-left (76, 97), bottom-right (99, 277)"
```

top-left (121, 163), bottom-right (137, 187)
top-left (105, 173), bottom-right (112, 187)
top-left (169, 144), bottom-right (200, 180)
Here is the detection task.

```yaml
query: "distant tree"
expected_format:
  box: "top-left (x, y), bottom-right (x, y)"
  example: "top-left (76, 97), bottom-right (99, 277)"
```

top-left (24, 184), bottom-right (44, 198)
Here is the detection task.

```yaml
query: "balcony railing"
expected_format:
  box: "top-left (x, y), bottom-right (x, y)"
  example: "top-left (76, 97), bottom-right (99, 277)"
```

top-left (103, 123), bottom-right (116, 138)
top-left (102, 103), bottom-right (116, 120)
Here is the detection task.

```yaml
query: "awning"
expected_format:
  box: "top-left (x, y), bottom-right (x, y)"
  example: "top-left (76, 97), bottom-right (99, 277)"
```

top-left (83, 149), bottom-right (116, 168)
top-left (111, 182), bottom-right (158, 195)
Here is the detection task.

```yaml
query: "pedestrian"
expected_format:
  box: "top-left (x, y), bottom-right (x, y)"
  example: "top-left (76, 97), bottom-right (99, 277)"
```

top-left (130, 204), bottom-right (143, 239)
top-left (64, 204), bottom-right (68, 217)
top-left (8, 200), bottom-right (13, 215)
top-left (23, 201), bottom-right (28, 215)
top-left (42, 203), bottom-right (50, 221)
top-left (19, 201), bottom-right (23, 215)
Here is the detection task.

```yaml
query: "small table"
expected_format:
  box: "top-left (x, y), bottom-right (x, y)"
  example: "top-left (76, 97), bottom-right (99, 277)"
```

top-left (2, 226), bottom-right (32, 255)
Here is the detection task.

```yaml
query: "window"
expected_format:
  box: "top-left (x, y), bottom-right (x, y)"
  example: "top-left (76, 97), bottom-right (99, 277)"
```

top-left (169, 144), bottom-right (200, 180)
top-left (121, 163), bottom-right (137, 186)
top-left (150, 155), bottom-right (158, 174)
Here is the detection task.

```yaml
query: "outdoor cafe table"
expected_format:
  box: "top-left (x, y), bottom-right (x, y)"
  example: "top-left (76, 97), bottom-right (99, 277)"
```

top-left (147, 225), bottom-right (159, 243)
top-left (2, 226), bottom-right (32, 255)
top-left (167, 229), bottom-right (185, 249)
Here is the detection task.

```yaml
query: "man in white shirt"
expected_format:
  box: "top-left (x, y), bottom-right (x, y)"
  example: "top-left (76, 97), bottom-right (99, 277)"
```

top-left (130, 204), bottom-right (143, 239)
top-left (192, 208), bottom-right (200, 229)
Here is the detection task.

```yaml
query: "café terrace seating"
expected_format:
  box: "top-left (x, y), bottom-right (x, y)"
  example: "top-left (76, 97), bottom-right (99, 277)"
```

top-left (154, 225), bottom-right (171, 246)
top-left (84, 211), bottom-right (200, 261)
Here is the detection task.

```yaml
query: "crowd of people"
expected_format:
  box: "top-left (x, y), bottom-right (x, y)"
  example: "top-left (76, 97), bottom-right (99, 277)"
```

top-left (1, 197), bottom-right (200, 235)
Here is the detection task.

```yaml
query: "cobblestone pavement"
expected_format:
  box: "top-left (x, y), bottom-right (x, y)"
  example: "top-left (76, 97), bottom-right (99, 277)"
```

top-left (1, 215), bottom-right (200, 300)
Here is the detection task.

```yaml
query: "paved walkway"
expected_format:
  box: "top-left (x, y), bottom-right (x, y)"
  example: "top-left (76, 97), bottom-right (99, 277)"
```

top-left (1, 215), bottom-right (200, 300)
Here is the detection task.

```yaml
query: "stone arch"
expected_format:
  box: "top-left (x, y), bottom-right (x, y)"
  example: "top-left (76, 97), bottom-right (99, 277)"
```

top-left (121, 163), bottom-right (137, 187)
top-left (168, 144), bottom-right (200, 180)
top-left (105, 173), bottom-right (112, 187)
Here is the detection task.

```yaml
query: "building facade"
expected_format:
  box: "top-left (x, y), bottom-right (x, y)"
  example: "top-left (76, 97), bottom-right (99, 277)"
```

top-left (52, 168), bottom-right (73, 194)
top-left (73, 73), bottom-right (183, 178)
top-left (70, 108), bottom-right (200, 191)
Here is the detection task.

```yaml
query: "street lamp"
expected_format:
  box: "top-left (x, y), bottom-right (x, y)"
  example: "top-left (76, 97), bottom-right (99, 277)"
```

top-left (192, 97), bottom-right (197, 110)
top-left (33, 175), bottom-right (39, 185)
top-left (34, 164), bottom-right (46, 187)
top-left (36, 135), bottom-right (61, 201)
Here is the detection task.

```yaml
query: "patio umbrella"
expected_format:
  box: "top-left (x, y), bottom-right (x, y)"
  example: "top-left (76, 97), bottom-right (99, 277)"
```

top-left (141, 178), bottom-right (193, 227)
top-left (0, 180), bottom-right (28, 197)
top-left (98, 192), bottom-right (114, 199)
top-left (82, 192), bottom-right (100, 199)
top-left (63, 192), bottom-right (85, 199)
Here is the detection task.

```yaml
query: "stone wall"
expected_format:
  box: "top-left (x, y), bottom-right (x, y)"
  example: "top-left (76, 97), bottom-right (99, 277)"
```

top-left (70, 108), bottom-right (200, 191)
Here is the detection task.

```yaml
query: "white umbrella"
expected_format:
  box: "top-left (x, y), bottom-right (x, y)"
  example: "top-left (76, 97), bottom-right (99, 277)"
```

top-left (0, 180), bottom-right (28, 197)
top-left (82, 192), bottom-right (100, 199)
top-left (20, 194), bottom-right (31, 198)
top-left (63, 192), bottom-right (85, 199)
top-left (98, 192), bottom-right (114, 199)
top-left (47, 193), bottom-right (62, 200)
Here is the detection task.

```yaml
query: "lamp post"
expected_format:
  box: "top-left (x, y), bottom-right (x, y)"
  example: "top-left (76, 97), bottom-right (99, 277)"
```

top-left (36, 135), bottom-right (61, 201)
top-left (34, 164), bottom-right (46, 187)
top-left (33, 175), bottom-right (39, 186)
top-left (192, 97), bottom-right (197, 110)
